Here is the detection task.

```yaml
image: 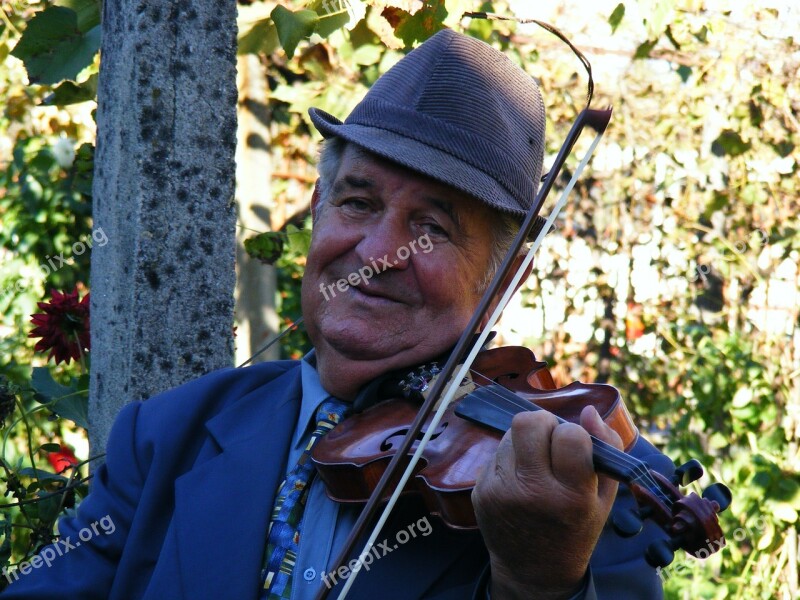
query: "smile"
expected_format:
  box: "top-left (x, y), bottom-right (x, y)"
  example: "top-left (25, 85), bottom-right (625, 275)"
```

top-left (350, 285), bottom-right (402, 306)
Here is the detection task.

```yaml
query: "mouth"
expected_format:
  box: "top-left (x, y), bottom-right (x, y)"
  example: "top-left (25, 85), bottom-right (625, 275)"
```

top-left (350, 283), bottom-right (404, 305)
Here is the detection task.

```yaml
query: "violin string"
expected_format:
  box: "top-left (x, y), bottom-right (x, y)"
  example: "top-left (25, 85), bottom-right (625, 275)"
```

top-left (464, 376), bottom-right (650, 479)
top-left (463, 384), bottom-right (673, 507)
top-left (464, 377), bottom-right (669, 502)
top-left (463, 368), bottom-right (673, 507)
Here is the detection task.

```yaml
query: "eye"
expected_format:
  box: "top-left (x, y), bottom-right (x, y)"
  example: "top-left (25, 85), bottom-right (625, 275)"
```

top-left (419, 221), bottom-right (449, 240)
top-left (338, 198), bottom-right (372, 213)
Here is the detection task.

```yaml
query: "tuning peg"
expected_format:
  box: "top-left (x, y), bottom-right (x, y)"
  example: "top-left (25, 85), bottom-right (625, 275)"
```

top-left (611, 508), bottom-right (643, 538)
top-left (672, 459), bottom-right (704, 486)
top-left (702, 483), bottom-right (732, 512)
top-left (645, 536), bottom-right (682, 568)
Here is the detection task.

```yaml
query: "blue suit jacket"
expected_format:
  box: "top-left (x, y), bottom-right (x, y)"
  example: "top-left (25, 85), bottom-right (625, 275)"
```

top-left (3, 361), bottom-right (671, 599)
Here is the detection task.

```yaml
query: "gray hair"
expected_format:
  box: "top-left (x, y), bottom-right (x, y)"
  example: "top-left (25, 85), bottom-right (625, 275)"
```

top-left (315, 138), bottom-right (524, 292)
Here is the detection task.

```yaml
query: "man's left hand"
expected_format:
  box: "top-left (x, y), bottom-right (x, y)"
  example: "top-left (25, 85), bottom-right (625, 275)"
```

top-left (472, 405), bottom-right (623, 600)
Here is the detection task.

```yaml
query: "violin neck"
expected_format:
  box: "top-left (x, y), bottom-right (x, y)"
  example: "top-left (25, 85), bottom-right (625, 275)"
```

top-left (455, 384), bottom-right (645, 485)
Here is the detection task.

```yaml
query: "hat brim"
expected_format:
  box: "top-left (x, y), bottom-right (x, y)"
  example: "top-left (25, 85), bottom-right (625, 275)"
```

top-left (310, 107), bottom-right (532, 220)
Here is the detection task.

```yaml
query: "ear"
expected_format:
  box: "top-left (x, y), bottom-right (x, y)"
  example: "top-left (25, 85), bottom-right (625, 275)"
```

top-left (478, 253), bottom-right (533, 331)
top-left (310, 179), bottom-right (322, 220)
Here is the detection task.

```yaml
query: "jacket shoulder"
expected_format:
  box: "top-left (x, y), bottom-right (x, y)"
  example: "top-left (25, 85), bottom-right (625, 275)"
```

top-left (133, 359), bottom-right (300, 424)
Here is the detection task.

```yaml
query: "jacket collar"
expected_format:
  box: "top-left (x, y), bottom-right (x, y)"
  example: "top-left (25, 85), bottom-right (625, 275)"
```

top-left (173, 363), bottom-right (302, 600)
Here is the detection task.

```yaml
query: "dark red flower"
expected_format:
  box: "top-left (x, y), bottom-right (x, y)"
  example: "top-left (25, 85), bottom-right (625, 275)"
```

top-left (47, 445), bottom-right (78, 474)
top-left (29, 288), bottom-right (90, 365)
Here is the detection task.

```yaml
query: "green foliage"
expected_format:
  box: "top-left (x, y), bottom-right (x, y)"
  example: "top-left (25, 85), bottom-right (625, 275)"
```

top-left (44, 73), bottom-right (98, 106)
top-left (10, 6), bottom-right (100, 85)
top-left (244, 231), bottom-right (286, 265)
top-left (1, 0), bottom-right (98, 577)
top-left (30, 368), bottom-right (89, 429)
top-left (271, 6), bottom-right (321, 59)
top-left (608, 3), bottom-right (625, 33)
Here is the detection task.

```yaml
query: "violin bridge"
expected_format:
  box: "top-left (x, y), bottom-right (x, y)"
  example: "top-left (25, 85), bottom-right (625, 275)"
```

top-left (400, 363), bottom-right (476, 410)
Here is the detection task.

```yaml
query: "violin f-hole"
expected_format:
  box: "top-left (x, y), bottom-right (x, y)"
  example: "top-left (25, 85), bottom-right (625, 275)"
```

top-left (380, 422), bottom-right (448, 452)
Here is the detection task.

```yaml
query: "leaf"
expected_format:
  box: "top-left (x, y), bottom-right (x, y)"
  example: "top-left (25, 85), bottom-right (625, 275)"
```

top-left (54, 0), bottom-right (101, 33)
top-left (639, 0), bottom-right (674, 39)
top-left (756, 522), bottom-right (774, 550)
top-left (771, 140), bottom-right (794, 157)
top-left (18, 468), bottom-right (68, 483)
top-left (286, 225), bottom-right (311, 256)
top-left (351, 44), bottom-right (382, 66)
top-left (608, 3), bottom-right (625, 33)
top-left (30, 367), bottom-right (72, 403)
top-left (71, 142), bottom-right (95, 195)
top-left (238, 18), bottom-right (280, 55)
top-left (35, 492), bottom-right (62, 522)
top-left (381, 2), bottom-right (446, 48)
top-left (237, 2), bottom-right (281, 56)
top-left (311, 0), bottom-right (355, 38)
top-left (10, 7), bottom-right (101, 85)
top-left (50, 393), bottom-right (89, 429)
top-left (771, 503), bottom-right (797, 523)
top-left (731, 387), bottom-right (753, 408)
top-left (271, 6), bottom-right (319, 59)
top-left (367, 10), bottom-right (404, 50)
top-left (0, 520), bottom-right (11, 566)
top-left (441, 0), bottom-right (472, 28)
top-left (42, 73), bottom-right (98, 106)
top-left (30, 368), bottom-right (89, 429)
top-left (633, 38), bottom-right (658, 59)
top-left (244, 232), bottom-right (285, 265)
top-left (711, 129), bottom-right (751, 157)
top-left (38, 443), bottom-right (62, 453)
top-left (692, 25), bottom-right (708, 43)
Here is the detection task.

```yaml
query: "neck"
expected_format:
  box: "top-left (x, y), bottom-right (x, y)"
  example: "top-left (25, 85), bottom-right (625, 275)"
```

top-left (313, 340), bottom-right (447, 400)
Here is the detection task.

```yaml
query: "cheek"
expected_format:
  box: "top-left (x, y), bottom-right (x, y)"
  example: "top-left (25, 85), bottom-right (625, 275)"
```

top-left (418, 261), bottom-right (482, 315)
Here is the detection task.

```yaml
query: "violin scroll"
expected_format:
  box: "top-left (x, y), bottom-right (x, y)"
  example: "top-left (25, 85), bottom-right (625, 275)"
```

top-left (627, 466), bottom-right (732, 568)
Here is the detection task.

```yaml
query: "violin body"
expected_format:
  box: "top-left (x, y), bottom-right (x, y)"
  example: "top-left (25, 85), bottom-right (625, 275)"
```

top-left (312, 346), bottom-right (639, 529)
top-left (312, 396), bottom-right (492, 528)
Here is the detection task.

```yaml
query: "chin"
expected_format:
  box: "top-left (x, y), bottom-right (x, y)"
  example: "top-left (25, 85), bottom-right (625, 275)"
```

top-left (320, 327), bottom-right (396, 360)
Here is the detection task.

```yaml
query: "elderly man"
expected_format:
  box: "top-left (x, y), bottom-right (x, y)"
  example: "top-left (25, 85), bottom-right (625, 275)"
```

top-left (3, 29), bottom-right (670, 600)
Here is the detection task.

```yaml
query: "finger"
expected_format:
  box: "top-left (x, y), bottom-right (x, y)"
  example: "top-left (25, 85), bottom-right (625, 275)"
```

top-left (550, 421), bottom-right (595, 492)
top-left (509, 411), bottom-right (559, 482)
top-left (580, 405), bottom-right (623, 451)
top-left (579, 406), bottom-right (621, 503)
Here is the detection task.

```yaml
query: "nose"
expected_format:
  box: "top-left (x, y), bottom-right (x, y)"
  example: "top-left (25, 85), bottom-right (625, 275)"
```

top-left (354, 218), bottom-right (412, 272)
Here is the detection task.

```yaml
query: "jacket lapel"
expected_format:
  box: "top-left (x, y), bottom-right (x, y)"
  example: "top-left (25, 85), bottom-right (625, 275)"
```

top-left (173, 365), bottom-right (302, 600)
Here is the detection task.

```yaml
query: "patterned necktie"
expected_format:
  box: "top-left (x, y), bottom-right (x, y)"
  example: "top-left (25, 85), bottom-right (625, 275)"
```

top-left (260, 399), bottom-right (347, 599)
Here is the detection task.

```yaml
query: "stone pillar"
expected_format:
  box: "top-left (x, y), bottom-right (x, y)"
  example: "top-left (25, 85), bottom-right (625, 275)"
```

top-left (89, 0), bottom-right (238, 454)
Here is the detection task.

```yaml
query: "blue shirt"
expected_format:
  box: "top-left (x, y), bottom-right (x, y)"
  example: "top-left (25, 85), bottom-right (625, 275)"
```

top-left (288, 355), bottom-right (360, 600)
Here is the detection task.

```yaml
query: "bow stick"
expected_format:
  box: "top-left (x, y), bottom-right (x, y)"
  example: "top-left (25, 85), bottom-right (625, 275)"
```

top-left (320, 106), bottom-right (612, 600)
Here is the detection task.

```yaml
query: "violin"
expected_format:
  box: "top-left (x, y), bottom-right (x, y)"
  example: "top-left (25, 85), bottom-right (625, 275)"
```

top-left (311, 345), bottom-right (732, 568)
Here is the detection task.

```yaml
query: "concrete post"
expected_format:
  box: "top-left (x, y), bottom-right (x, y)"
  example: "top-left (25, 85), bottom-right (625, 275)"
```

top-left (89, 0), bottom-right (238, 455)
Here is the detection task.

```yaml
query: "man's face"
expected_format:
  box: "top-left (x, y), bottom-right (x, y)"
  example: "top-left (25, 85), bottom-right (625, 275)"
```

top-left (301, 145), bottom-right (500, 396)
